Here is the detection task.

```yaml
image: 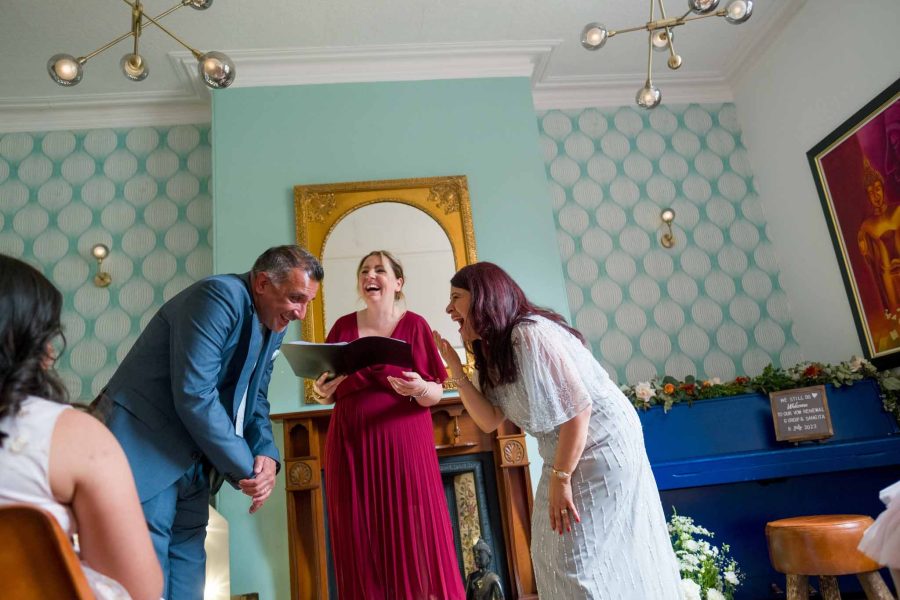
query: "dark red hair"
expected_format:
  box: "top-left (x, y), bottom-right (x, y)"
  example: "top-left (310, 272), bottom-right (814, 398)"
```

top-left (450, 262), bottom-right (584, 389)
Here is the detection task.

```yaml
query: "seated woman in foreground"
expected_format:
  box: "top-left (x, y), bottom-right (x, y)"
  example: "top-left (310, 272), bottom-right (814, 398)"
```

top-left (0, 254), bottom-right (162, 600)
top-left (434, 262), bottom-right (682, 600)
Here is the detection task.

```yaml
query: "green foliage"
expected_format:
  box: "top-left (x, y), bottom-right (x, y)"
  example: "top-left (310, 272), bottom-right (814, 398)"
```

top-left (619, 356), bottom-right (900, 425)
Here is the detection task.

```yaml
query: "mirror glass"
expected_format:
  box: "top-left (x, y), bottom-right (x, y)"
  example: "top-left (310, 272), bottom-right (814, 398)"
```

top-left (321, 202), bottom-right (465, 363)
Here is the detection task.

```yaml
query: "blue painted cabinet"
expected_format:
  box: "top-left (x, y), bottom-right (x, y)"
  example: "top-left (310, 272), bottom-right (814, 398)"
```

top-left (637, 379), bottom-right (900, 599)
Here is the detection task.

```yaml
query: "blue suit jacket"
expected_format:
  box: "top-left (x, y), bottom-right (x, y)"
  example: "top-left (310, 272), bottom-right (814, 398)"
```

top-left (105, 273), bottom-right (283, 501)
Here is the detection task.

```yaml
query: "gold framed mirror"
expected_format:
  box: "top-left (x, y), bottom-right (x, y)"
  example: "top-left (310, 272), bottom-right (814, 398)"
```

top-left (294, 175), bottom-right (477, 401)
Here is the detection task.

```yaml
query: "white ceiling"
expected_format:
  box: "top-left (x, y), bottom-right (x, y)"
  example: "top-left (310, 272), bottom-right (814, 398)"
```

top-left (0, 0), bottom-right (802, 131)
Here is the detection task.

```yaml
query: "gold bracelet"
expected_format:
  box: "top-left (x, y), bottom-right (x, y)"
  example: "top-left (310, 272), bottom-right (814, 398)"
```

top-left (445, 374), bottom-right (471, 386)
top-left (551, 466), bottom-right (572, 481)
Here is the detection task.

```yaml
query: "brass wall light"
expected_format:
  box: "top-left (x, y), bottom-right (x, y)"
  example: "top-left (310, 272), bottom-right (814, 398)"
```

top-left (660, 208), bottom-right (676, 248)
top-left (47, 0), bottom-right (235, 90)
top-left (91, 244), bottom-right (112, 287)
top-left (581, 0), bottom-right (754, 109)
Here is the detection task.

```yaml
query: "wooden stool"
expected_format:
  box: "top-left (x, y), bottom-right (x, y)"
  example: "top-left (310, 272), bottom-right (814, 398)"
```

top-left (765, 515), bottom-right (895, 600)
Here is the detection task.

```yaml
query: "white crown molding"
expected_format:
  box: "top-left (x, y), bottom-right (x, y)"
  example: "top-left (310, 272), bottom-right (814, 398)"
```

top-left (533, 72), bottom-right (735, 111)
top-left (172, 40), bottom-right (560, 92)
top-left (0, 18), bottom-right (795, 133)
top-left (0, 41), bottom-right (560, 133)
top-left (0, 93), bottom-right (210, 134)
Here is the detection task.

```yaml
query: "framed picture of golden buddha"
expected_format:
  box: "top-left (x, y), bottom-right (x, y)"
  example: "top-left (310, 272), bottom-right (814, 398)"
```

top-left (808, 77), bottom-right (900, 367)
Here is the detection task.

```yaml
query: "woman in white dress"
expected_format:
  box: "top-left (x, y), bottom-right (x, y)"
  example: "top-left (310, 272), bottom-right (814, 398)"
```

top-left (858, 480), bottom-right (900, 591)
top-left (433, 262), bottom-right (682, 599)
top-left (0, 254), bottom-right (162, 600)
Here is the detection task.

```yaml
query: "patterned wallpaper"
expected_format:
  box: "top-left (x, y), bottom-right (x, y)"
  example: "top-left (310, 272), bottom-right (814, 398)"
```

top-left (539, 103), bottom-right (802, 385)
top-left (2, 103), bottom-right (800, 396)
top-left (0, 125), bottom-right (213, 402)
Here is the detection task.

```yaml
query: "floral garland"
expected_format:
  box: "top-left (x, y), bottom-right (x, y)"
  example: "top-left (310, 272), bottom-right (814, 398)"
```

top-left (619, 356), bottom-right (900, 424)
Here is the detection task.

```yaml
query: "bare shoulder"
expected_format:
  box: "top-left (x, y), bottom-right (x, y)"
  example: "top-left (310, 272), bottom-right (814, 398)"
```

top-left (53, 409), bottom-right (127, 471)
top-left (56, 408), bottom-right (117, 445)
top-left (50, 408), bottom-right (127, 504)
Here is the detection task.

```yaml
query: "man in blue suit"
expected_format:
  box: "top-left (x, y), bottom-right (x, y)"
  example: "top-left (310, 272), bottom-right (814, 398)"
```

top-left (102, 245), bottom-right (323, 599)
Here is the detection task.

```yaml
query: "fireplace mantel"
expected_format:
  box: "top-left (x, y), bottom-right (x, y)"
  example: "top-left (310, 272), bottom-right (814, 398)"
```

top-left (273, 394), bottom-right (537, 600)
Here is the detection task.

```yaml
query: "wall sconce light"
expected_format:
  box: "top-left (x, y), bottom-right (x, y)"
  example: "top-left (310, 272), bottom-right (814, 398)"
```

top-left (660, 208), bottom-right (676, 248)
top-left (91, 244), bottom-right (112, 287)
top-left (47, 0), bottom-right (235, 90)
top-left (581, 0), bottom-right (754, 109)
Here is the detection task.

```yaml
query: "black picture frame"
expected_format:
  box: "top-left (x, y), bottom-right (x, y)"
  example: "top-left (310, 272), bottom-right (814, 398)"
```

top-left (807, 77), bottom-right (900, 368)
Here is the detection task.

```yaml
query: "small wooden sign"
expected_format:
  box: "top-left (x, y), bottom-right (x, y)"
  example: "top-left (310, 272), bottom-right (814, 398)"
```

top-left (769, 385), bottom-right (834, 442)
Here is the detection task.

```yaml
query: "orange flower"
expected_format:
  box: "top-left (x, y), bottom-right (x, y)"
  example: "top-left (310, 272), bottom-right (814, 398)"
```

top-left (803, 364), bottom-right (821, 378)
top-left (663, 383), bottom-right (675, 395)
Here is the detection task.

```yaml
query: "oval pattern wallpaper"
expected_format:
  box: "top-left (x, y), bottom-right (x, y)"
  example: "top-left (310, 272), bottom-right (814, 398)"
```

top-left (0, 125), bottom-right (213, 401)
top-left (2, 103), bottom-right (802, 398)
top-left (539, 103), bottom-right (802, 384)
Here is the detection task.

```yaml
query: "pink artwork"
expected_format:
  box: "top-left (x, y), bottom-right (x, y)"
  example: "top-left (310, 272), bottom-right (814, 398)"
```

top-left (809, 78), bottom-right (900, 365)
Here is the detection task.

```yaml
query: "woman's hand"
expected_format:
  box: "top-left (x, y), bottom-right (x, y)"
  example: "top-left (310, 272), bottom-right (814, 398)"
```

top-left (548, 477), bottom-right (580, 535)
top-left (387, 371), bottom-right (429, 399)
top-left (432, 330), bottom-right (463, 375)
top-left (312, 372), bottom-right (347, 403)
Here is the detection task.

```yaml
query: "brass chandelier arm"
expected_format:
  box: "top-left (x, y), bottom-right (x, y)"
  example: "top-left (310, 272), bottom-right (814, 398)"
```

top-left (79, 0), bottom-right (188, 63)
top-left (655, 0), bottom-right (679, 66)
top-left (132, 2), bottom-right (204, 59)
top-left (680, 9), bottom-right (729, 23)
top-left (47, 0), bottom-right (233, 89)
top-left (608, 5), bottom-right (725, 39)
top-left (79, 31), bottom-right (134, 63)
top-left (645, 0), bottom-right (655, 84)
top-left (581, 0), bottom-right (753, 109)
top-left (132, 2), bottom-right (142, 57)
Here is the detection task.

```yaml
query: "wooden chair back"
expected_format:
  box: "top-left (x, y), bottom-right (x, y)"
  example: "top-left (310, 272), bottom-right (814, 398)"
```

top-left (0, 504), bottom-right (94, 599)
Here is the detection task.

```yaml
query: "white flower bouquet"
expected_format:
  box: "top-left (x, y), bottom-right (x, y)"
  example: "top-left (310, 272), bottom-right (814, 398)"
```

top-left (668, 511), bottom-right (741, 600)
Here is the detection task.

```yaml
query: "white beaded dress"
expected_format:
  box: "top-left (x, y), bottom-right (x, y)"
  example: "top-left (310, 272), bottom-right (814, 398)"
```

top-left (485, 316), bottom-right (683, 600)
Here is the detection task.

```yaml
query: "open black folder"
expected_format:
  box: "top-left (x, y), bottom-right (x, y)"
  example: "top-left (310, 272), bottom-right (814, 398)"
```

top-left (280, 336), bottom-right (414, 380)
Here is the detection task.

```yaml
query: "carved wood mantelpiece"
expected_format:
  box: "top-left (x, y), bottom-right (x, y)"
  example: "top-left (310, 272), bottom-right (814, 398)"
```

top-left (272, 395), bottom-right (537, 600)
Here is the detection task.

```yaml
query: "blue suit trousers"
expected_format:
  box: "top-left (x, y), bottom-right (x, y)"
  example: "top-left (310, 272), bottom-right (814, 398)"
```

top-left (142, 461), bottom-right (210, 600)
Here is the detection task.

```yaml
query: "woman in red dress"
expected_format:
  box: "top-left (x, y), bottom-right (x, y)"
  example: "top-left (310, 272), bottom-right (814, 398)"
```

top-left (313, 250), bottom-right (465, 600)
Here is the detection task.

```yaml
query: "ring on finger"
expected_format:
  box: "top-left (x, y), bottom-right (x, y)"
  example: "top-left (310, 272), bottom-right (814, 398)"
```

top-left (560, 508), bottom-right (568, 515)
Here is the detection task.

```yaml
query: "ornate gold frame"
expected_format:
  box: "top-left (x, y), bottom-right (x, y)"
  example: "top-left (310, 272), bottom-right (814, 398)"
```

top-left (293, 175), bottom-right (478, 400)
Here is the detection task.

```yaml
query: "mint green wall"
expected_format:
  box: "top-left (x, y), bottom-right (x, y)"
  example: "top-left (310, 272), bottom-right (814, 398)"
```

top-left (0, 126), bottom-right (213, 402)
top-left (210, 77), bottom-right (568, 599)
top-left (539, 104), bottom-right (801, 385)
top-left (211, 78), bottom-right (569, 415)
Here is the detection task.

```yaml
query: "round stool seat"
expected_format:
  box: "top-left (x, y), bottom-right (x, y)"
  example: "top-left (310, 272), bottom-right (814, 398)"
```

top-left (766, 515), bottom-right (881, 576)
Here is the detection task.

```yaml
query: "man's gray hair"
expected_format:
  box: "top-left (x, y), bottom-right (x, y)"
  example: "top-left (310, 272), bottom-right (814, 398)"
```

top-left (252, 245), bottom-right (324, 284)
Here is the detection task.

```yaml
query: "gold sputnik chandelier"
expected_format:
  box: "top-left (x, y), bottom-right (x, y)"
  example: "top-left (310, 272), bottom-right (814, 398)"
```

top-left (47, 0), bottom-right (236, 90)
top-left (581, 0), bottom-right (753, 109)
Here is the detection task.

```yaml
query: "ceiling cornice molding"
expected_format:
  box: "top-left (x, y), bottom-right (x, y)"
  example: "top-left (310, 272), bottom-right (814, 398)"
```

top-left (533, 73), bottom-right (735, 111)
top-left (172, 40), bottom-right (561, 91)
top-left (0, 19), bottom-right (794, 133)
top-left (0, 41), bottom-right (560, 133)
top-left (0, 93), bottom-right (210, 134)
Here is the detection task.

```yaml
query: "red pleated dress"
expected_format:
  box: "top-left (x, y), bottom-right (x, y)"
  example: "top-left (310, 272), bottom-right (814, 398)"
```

top-left (324, 311), bottom-right (465, 600)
